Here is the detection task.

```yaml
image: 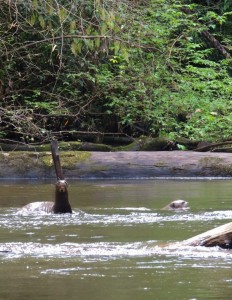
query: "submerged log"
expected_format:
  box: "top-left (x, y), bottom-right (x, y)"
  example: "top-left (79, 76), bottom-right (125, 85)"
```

top-left (181, 222), bottom-right (232, 249)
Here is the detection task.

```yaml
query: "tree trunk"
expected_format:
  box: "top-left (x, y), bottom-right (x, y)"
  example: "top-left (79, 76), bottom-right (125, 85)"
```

top-left (181, 222), bottom-right (232, 249)
top-left (201, 30), bottom-right (231, 60)
top-left (181, 7), bottom-right (232, 61)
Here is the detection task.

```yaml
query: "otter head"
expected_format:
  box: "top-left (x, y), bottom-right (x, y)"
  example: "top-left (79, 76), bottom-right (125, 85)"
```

top-left (55, 180), bottom-right (68, 192)
top-left (54, 179), bottom-right (72, 213)
top-left (163, 200), bottom-right (189, 211)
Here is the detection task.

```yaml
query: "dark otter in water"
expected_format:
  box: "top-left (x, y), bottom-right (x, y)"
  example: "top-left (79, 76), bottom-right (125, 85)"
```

top-left (19, 180), bottom-right (72, 214)
top-left (162, 200), bottom-right (189, 211)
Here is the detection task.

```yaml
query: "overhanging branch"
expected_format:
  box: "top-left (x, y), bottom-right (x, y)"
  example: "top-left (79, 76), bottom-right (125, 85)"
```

top-left (6, 34), bottom-right (162, 55)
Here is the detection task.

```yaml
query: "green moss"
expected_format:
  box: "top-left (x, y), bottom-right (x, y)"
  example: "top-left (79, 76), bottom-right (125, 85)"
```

top-left (0, 149), bottom-right (93, 178)
top-left (58, 141), bottom-right (82, 151)
top-left (0, 152), bottom-right (41, 174)
top-left (117, 140), bottom-right (141, 151)
top-left (199, 157), bottom-right (224, 165)
top-left (59, 141), bottom-right (112, 151)
top-left (61, 151), bottom-right (91, 169)
top-left (117, 137), bottom-right (172, 151)
top-left (87, 165), bottom-right (109, 172)
top-left (39, 153), bottom-right (54, 168)
top-left (154, 161), bottom-right (167, 167)
top-left (39, 151), bottom-right (91, 169)
top-left (35, 144), bottom-right (51, 152)
top-left (30, 141), bottom-right (83, 152)
top-left (199, 157), bottom-right (232, 176)
top-left (0, 150), bottom-right (91, 174)
top-left (141, 137), bottom-right (170, 151)
top-left (1, 141), bottom-right (112, 152)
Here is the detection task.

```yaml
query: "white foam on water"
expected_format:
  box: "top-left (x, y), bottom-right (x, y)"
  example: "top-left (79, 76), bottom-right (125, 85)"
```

top-left (1, 241), bottom-right (232, 261)
top-left (1, 209), bottom-right (232, 230)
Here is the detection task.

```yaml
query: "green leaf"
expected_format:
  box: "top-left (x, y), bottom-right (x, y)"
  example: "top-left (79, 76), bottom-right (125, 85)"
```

top-left (38, 15), bottom-right (45, 29)
top-left (70, 20), bottom-right (76, 34)
top-left (58, 7), bottom-right (67, 23)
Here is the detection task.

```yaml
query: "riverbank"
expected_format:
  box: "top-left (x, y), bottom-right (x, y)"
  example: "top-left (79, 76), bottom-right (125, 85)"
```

top-left (1, 150), bottom-right (232, 179)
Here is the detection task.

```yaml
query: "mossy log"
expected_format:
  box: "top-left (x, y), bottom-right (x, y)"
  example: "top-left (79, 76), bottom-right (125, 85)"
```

top-left (3, 137), bottom-right (232, 153)
top-left (0, 137), bottom-right (206, 152)
top-left (0, 141), bottom-right (112, 152)
top-left (2, 150), bottom-right (232, 178)
top-left (118, 137), bottom-right (176, 151)
top-left (194, 141), bottom-right (232, 152)
top-left (181, 222), bottom-right (232, 249)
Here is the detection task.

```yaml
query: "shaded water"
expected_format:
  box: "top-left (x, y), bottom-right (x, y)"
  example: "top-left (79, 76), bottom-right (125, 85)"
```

top-left (1, 179), bottom-right (232, 299)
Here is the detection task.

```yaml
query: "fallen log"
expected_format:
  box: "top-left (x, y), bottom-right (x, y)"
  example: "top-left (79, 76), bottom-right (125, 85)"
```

top-left (194, 141), bottom-right (232, 152)
top-left (2, 150), bottom-right (232, 178)
top-left (0, 141), bottom-right (112, 152)
top-left (181, 222), bottom-right (232, 249)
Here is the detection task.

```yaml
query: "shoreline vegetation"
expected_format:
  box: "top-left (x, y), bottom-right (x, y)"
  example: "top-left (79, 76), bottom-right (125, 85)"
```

top-left (1, 2), bottom-right (232, 146)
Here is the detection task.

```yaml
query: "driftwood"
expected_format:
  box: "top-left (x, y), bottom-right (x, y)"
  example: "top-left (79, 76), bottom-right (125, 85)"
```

top-left (181, 222), bottom-right (232, 249)
top-left (212, 147), bottom-right (232, 153)
top-left (194, 141), bottom-right (232, 152)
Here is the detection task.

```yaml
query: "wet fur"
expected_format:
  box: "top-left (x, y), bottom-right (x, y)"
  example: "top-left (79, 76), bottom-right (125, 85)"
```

top-left (162, 200), bottom-right (189, 211)
top-left (19, 180), bottom-right (72, 214)
top-left (53, 180), bottom-right (72, 213)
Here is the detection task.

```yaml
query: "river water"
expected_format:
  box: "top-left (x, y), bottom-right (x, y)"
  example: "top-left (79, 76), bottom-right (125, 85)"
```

top-left (1, 179), bottom-right (232, 300)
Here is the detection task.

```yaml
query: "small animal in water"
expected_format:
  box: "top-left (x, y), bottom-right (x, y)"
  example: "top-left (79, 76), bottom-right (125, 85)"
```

top-left (162, 200), bottom-right (189, 211)
top-left (19, 180), bottom-right (72, 214)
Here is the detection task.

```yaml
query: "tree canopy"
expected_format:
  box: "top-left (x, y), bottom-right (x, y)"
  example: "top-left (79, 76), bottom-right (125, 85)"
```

top-left (1, 0), bottom-right (232, 144)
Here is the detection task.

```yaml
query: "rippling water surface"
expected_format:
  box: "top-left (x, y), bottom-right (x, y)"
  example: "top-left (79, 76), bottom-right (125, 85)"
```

top-left (1, 179), bottom-right (232, 300)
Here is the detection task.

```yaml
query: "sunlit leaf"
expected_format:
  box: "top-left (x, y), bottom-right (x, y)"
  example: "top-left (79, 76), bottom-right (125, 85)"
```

top-left (38, 15), bottom-right (45, 29)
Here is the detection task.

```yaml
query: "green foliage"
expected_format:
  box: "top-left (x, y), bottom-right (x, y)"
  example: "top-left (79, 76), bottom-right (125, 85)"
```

top-left (96, 0), bottom-right (232, 142)
top-left (1, 0), bottom-right (232, 143)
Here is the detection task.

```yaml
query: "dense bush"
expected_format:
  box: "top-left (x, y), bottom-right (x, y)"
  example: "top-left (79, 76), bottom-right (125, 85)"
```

top-left (0, 0), bottom-right (232, 143)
